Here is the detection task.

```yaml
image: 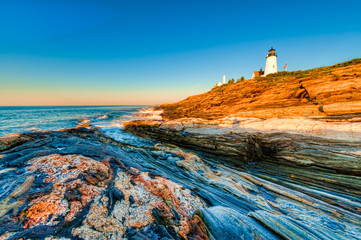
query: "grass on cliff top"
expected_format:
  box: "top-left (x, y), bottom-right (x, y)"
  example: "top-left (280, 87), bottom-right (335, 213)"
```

top-left (161, 58), bottom-right (361, 105)
top-left (159, 58), bottom-right (361, 119)
top-left (211, 58), bottom-right (361, 92)
top-left (260, 58), bottom-right (361, 81)
top-left (264, 58), bottom-right (361, 79)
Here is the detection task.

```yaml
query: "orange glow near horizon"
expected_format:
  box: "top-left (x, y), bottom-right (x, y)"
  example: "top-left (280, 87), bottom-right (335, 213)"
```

top-left (0, 87), bottom-right (200, 106)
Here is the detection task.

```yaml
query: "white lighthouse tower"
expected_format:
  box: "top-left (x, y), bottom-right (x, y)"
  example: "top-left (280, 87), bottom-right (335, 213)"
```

top-left (264, 47), bottom-right (278, 76)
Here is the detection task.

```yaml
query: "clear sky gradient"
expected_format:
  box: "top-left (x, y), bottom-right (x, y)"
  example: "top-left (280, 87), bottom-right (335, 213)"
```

top-left (1, 0), bottom-right (361, 106)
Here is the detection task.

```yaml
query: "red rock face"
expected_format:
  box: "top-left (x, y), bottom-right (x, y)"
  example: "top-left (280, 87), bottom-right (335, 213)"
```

top-left (160, 60), bottom-right (361, 120)
top-left (70, 168), bottom-right (205, 239)
top-left (22, 154), bottom-right (111, 228)
top-left (0, 150), bottom-right (206, 239)
top-left (130, 173), bottom-right (207, 238)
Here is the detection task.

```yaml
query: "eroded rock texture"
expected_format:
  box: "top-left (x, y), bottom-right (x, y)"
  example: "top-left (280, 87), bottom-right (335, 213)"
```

top-left (1, 127), bottom-right (361, 239)
top-left (124, 119), bottom-right (361, 175)
top-left (0, 129), bottom-right (205, 239)
top-left (159, 59), bottom-right (361, 120)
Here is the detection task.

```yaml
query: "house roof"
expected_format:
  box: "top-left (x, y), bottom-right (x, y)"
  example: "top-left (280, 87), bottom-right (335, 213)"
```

top-left (253, 71), bottom-right (260, 77)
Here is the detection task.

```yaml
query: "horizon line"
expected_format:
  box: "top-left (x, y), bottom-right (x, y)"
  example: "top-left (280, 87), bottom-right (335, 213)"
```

top-left (0, 104), bottom-right (153, 107)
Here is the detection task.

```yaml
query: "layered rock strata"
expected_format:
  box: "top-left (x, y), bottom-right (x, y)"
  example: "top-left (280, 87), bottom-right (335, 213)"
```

top-left (1, 126), bottom-right (361, 239)
top-left (159, 59), bottom-right (361, 120)
top-left (0, 128), bottom-right (206, 240)
top-left (124, 117), bottom-right (361, 175)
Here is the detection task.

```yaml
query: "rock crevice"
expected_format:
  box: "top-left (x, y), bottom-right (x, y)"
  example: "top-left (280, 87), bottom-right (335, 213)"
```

top-left (124, 119), bottom-right (361, 175)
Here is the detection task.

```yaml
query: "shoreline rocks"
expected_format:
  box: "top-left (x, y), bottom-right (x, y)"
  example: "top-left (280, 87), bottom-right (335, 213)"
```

top-left (123, 117), bottom-right (361, 175)
top-left (1, 124), bottom-right (361, 239)
top-left (0, 128), bottom-right (207, 240)
top-left (0, 133), bottom-right (33, 151)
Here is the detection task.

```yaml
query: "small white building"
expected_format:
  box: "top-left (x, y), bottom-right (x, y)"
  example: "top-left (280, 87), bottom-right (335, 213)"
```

top-left (214, 75), bottom-right (226, 87)
top-left (252, 68), bottom-right (264, 79)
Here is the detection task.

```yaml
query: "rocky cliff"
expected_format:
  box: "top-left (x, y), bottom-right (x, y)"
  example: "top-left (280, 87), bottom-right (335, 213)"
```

top-left (159, 58), bottom-right (361, 120)
top-left (119, 60), bottom-right (361, 238)
top-left (125, 59), bottom-right (361, 176)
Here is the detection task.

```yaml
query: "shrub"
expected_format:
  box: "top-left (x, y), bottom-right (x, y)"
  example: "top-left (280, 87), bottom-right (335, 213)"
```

top-left (237, 76), bottom-right (245, 83)
top-left (228, 79), bottom-right (235, 84)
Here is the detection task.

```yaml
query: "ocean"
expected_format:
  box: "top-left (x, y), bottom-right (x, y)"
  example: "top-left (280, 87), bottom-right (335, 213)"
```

top-left (0, 105), bottom-right (146, 137)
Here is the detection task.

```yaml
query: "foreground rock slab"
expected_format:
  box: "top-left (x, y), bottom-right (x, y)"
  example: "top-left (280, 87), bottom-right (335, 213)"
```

top-left (1, 127), bottom-right (361, 239)
top-left (0, 129), bottom-right (206, 240)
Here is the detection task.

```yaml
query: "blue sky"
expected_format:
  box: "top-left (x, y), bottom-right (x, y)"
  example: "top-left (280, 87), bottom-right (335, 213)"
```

top-left (1, 0), bottom-right (361, 105)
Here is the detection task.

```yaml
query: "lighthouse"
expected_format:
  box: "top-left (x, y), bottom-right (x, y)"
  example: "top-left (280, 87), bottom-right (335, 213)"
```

top-left (264, 47), bottom-right (278, 76)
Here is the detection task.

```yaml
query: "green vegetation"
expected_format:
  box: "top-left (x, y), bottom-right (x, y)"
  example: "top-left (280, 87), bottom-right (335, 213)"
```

top-left (228, 78), bottom-right (235, 84)
top-left (212, 84), bottom-right (228, 92)
top-left (250, 58), bottom-right (361, 87)
top-left (328, 58), bottom-right (361, 69)
top-left (161, 58), bottom-right (361, 120)
top-left (210, 58), bottom-right (361, 94)
top-left (236, 76), bottom-right (245, 83)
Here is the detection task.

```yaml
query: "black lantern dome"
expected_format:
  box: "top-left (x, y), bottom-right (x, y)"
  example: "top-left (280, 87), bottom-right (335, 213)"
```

top-left (267, 47), bottom-right (276, 57)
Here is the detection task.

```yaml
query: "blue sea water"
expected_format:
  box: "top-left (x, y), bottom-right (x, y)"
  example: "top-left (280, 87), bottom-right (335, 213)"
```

top-left (0, 105), bottom-right (146, 137)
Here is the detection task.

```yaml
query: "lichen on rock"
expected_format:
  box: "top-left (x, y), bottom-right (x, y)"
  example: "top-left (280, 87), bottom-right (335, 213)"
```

top-left (0, 125), bottom-right (360, 239)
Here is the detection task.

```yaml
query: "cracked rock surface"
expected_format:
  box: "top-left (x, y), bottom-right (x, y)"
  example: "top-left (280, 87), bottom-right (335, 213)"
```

top-left (1, 126), bottom-right (361, 239)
